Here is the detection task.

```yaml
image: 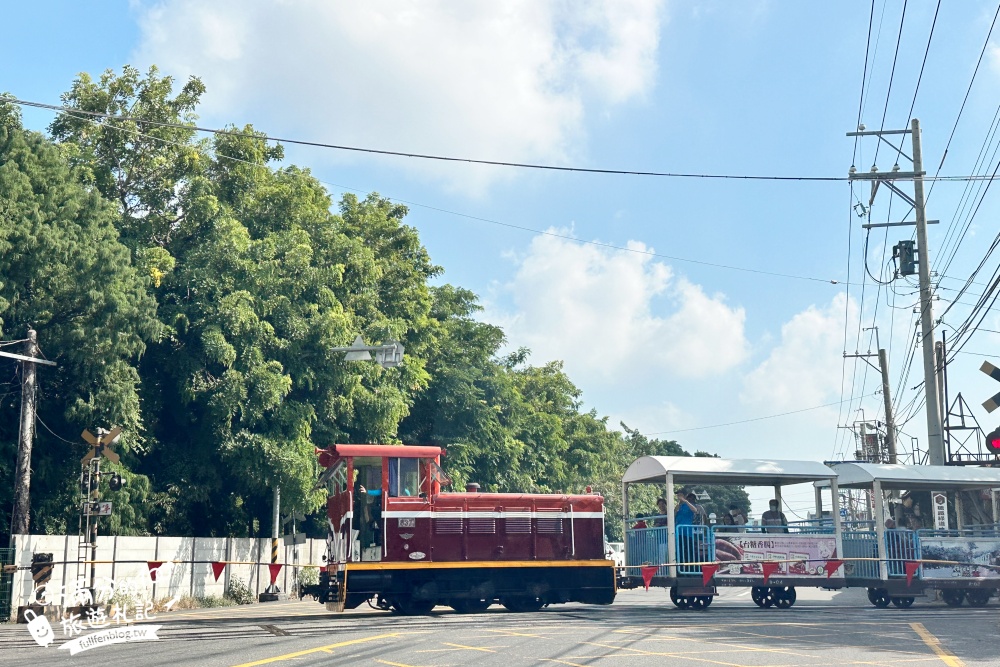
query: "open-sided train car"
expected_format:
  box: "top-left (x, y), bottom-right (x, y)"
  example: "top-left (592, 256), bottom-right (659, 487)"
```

top-left (827, 461), bottom-right (1000, 608)
top-left (620, 456), bottom-right (845, 609)
top-left (315, 444), bottom-right (616, 614)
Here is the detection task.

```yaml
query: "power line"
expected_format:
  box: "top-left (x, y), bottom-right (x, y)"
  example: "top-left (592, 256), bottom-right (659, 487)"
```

top-left (647, 393), bottom-right (878, 436)
top-left (3, 95), bottom-right (999, 185)
top-left (33, 101), bottom-right (862, 287)
top-left (873, 0), bottom-right (909, 166)
top-left (2, 96), bottom-right (844, 182)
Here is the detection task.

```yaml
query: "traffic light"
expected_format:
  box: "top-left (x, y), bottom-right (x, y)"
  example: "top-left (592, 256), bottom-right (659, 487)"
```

top-left (108, 473), bottom-right (123, 491)
top-left (894, 240), bottom-right (916, 276)
top-left (986, 426), bottom-right (1000, 454)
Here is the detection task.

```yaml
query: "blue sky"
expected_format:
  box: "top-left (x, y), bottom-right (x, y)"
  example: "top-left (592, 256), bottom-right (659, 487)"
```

top-left (5, 1), bottom-right (1000, 516)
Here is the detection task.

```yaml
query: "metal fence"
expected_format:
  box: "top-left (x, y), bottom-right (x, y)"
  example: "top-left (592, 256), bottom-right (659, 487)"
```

top-left (886, 529), bottom-right (919, 578)
top-left (0, 547), bottom-right (13, 621)
top-left (841, 531), bottom-right (879, 580)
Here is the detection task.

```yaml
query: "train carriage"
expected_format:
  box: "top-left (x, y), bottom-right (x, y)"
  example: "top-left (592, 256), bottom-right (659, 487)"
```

top-left (316, 444), bottom-right (616, 614)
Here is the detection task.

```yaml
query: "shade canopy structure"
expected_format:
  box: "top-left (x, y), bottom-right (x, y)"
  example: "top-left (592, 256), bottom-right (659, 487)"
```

top-left (828, 462), bottom-right (1000, 491)
top-left (623, 456), bottom-right (838, 487)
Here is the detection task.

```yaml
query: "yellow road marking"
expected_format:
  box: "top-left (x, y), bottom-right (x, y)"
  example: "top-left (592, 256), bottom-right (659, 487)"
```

top-left (442, 642), bottom-right (497, 653)
top-left (485, 629), bottom-right (550, 639)
top-left (228, 633), bottom-right (406, 667)
top-left (376, 661), bottom-right (436, 667)
top-left (910, 623), bottom-right (965, 667)
top-left (540, 659), bottom-right (589, 667)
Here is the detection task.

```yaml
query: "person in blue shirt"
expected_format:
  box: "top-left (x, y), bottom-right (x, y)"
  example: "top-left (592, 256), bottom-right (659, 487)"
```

top-left (674, 489), bottom-right (697, 525)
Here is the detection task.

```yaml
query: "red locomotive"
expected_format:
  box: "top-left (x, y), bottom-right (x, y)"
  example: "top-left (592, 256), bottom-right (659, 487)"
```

top-left (315, 444), bottom-right (616, 614)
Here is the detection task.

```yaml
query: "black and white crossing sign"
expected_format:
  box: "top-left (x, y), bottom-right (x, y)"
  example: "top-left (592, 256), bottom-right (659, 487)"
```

top-left (981, 361), bottom-right (1000, 412)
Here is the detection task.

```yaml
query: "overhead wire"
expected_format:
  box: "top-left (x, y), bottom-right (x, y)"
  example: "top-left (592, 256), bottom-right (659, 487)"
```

top-left (24, 101), bottom-right (862, 287)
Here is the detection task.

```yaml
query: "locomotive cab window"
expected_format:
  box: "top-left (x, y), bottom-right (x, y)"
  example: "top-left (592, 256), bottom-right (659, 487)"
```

top-left (389, 457), bottom-right (419, 497)
top-left (326, 461), bottom-right (347, 497)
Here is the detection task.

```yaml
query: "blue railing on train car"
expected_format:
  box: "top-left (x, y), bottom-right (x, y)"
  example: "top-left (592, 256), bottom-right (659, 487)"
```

top-left (677, 524), bottom-right (713, 574)
top-left (842, 530), bottom-right (879, 580)
top-left (625, 521), bottom-right (713, 576)
top-left (625, 523), bottom-right (669, 575)
top-left (886, 529), bottom-right (919, 578)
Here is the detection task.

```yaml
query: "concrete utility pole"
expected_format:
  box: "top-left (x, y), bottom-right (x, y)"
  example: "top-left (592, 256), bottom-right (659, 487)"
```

top-left (910, 119), bottom-right (945, 465)
top-left (11, 330), bottom-right (38, 538)
top-left (847, 118), bottom-right (944, 465)
top-left (878, 348), bottom-right (897, 464)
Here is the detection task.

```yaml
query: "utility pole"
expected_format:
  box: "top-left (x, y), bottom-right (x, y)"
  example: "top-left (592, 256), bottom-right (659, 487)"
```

top-left (847, 118), bottom-right (944, 465)
top-left (11, 330), bottom-right (38, 539)
top-left (878, 348), bottom-right (897, 464)
top-left (911, 119), bottom-right (945, 465)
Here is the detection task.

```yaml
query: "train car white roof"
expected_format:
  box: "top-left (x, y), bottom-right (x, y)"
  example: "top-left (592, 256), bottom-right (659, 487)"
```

top-left (622, 456), bottom-right (837, 486)
top-left (827, 461), bottom-right (1000, 490)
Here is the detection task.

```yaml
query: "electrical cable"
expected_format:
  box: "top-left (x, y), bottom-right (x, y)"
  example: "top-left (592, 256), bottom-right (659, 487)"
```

top-left (32, 102), bottom-right (862, 286)
top-left (643, 392), bottom-right (879, 435)
top-left (1, 96), bottom-right (846, 182)
top-left (873, 0), bottom-right (908, 167)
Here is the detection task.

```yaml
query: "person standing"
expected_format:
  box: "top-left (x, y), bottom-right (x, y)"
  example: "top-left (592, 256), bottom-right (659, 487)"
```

top-left (761, 499), bottom-right (789, 533)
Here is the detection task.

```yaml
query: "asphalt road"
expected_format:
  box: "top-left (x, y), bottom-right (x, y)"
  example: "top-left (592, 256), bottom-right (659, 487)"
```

top-left (0, 586), bottom-right (992, 666)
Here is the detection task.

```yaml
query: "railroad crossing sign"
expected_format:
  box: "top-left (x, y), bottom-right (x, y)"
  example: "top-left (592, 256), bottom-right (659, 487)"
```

top-left (81, 427), bottom-right (121, 464)
top-left (283, 532), bottom-right (307, 546)
top-left (981, 362), bottom-right (1000, 412)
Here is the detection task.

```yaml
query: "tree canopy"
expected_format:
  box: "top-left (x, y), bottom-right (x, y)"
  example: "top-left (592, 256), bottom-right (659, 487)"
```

top-left (0, 67), bottom-right (747, 541)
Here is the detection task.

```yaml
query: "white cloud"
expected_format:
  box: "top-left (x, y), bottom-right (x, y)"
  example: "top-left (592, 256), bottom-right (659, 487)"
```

top-left (489, 231), bottom-right (748, 383)
top-left (741, 293), bottom-right (857, 410)
top-left (133, 0), bottom-right (665, 193)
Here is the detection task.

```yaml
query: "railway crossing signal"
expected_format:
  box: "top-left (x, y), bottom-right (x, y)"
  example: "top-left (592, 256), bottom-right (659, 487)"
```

top-left (986, 426), bottom-right (1000, 454)
top-left (81, 427), bottom-right (121, 464)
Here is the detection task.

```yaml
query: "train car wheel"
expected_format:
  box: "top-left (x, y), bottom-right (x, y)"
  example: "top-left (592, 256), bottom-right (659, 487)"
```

top-left (451, 599), bottom-right (491, 614)
top-left (669, 586), bottom-right (683, 608)
top-left (502, 596), bottom-right (544, 613)
top-left (773, 587), bottom-right (796, 609)
top-left (965, 590), bottom-right (990, 607)
top-left (890, 597), bottom-right (913, 609)
top-left (687, 596), bottom-right (707, 610)
top-left (941, 589), bottom-right (965, 607)
top-left (869, 589), bottom-right (891, 608)
top-left (750, 586), bottom-right (766, 607)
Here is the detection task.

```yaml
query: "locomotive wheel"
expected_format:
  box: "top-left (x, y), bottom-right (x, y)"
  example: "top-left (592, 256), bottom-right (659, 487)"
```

top-left (502, 596), bottom-right (544, 613)
top-left (392, 597), bottom-right (436, 616)
top-left (891, 597), bottom-right (914, 609)
top-left (868, 588), bottom-right (891, 608)
top-left (941, 589), bottom-right (965, 607)
top-left (451, 598), bottom-right (491, 614)
top-left (773, 586), bottom-right (796, 609)
top-left (965, 590), bottom-right (991, 607)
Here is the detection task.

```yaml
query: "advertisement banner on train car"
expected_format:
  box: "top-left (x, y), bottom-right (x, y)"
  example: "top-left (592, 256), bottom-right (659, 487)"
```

top-left (714, 534), bottom-right (840, 577)
top-left (919, 536), bottom-right (1000, 579)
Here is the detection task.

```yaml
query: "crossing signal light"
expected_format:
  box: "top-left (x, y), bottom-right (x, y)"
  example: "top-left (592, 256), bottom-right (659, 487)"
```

top-left (108, 473), bottom-right (123, 491)
top-left (986, 427), bottom-right (1000, 454)
top-left (894, 240), bottom-right (916, 276)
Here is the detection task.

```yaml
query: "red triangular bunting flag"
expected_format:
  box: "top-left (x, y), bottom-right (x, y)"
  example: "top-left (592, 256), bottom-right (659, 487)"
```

top-left (147, 561), bottom-right (162, 581)
top-left (904, 561), bottom-right (920, 586)
top-left (211, 561), bottom-right (226, 582)
top-left (824, 559), bottom-right (844, 578)
top-left (701, 563), bottom-right (719, 586)
top-left (761, 561), bottom-right (780, 584)
top-left (268, 563), bottom-right (283, 585)
top-left (640, 565), bottom-right (658, 591)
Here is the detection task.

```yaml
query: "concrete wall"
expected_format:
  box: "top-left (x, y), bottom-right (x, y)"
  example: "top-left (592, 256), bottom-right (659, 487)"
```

top-left (10, 534), bottom-right (326, 616)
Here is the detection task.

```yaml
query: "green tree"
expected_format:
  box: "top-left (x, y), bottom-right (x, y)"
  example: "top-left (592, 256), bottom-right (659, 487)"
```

top-left (0, 103), bottom-right (159, 535)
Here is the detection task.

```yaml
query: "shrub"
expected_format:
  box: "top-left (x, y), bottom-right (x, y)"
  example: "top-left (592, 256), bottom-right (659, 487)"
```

top-left (225, 576), bottom-right (255, 605)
